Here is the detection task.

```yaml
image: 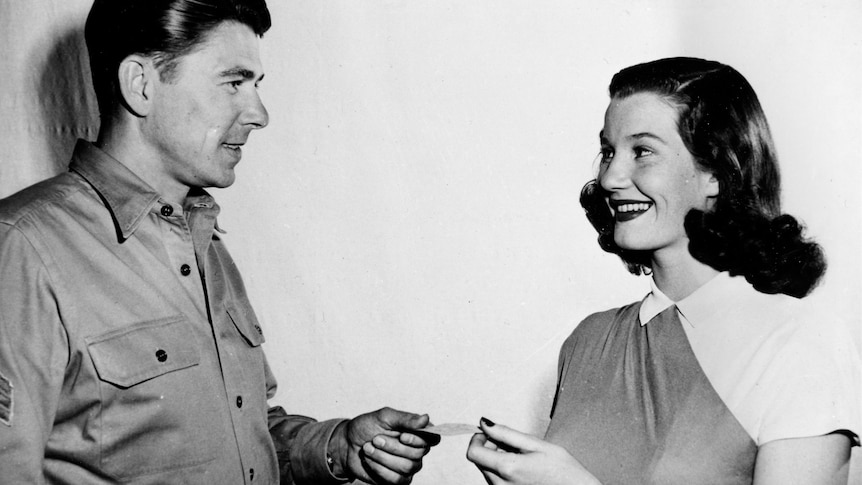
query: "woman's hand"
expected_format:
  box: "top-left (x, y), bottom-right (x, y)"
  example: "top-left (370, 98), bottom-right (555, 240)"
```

top-left (465, 418), bottom-right (602, 485)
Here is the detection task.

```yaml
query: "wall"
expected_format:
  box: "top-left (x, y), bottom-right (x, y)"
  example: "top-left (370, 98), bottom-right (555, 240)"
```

top-left (1, 1), bottom-right (859, 483)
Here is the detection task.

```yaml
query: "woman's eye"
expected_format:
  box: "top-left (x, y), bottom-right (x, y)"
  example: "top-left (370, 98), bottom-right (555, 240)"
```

top-left (599, 148), bottom-right (614, 164)
top-left (633, 146), bottom-right (653, 158)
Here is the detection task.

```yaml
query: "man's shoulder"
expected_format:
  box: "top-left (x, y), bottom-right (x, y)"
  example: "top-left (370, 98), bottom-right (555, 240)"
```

top-left (0, 171), bottom-right (85, 227)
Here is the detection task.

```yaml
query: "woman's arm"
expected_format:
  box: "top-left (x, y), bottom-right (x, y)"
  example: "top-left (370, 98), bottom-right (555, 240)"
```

top-left (753, 433), bottom-right (852, 485)
top-left (465, 418), bottom-right (602, 485)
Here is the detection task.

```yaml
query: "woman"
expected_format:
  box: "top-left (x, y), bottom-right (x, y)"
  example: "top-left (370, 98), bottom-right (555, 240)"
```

top-left (466, 57), bottom-right (860, 484)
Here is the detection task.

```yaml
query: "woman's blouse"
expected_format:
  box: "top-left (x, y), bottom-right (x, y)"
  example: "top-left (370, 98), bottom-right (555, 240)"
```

top-left (640, 272), bottom-right (860, 446)
top-left (545, 272), bottom-right (860, 484)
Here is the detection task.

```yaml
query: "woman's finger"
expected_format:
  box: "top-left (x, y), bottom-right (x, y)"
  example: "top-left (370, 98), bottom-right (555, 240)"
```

top-left (478, 418), bottom-right (542, 453)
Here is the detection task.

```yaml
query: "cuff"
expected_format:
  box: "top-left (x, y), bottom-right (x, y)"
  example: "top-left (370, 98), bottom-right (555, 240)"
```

top-left (290, 418), bottom-right (351, 485)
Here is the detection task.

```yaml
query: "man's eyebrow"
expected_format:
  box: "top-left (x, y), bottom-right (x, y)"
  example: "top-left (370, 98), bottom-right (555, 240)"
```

top-left (219, 67), bottom-right (265, 82)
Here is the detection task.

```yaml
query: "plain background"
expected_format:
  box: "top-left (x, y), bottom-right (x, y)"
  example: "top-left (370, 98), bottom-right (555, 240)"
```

top-left (1, 1), bottom-right (859, 483)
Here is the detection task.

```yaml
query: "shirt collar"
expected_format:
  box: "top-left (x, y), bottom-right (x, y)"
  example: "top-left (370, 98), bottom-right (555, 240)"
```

top-left (68, 140), bottom-right (221, 240)
top-left (639, 278), bottom-right (676, 325)
top-left (639, 272), bottom-right (735, 327)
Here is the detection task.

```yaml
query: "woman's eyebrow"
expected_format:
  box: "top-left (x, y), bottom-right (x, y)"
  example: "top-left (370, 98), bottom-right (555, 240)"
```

top-left (628, 132), bottom-right (666, 144)
top-left (600, 131), bottom-right (666, 145)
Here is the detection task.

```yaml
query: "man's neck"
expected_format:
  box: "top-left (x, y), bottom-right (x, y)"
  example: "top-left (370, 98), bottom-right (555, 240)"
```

top-left (95, 122), bottom-right (190, 205)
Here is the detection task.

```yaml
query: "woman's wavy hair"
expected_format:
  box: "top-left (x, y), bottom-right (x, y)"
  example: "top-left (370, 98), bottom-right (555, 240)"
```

top-left (580, 57), bottom-right (825, 297)
top-left (85, 0), bottom-right (271, 120)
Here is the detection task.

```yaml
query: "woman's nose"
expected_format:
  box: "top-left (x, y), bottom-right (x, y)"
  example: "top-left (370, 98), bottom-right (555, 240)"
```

top-left (598, 157), bottom-right (631, 192)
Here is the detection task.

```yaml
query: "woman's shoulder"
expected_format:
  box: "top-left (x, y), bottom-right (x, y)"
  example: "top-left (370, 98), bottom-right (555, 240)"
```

top-left (563, 301), bottom-right (643, 346)
top-left (723, 277), bottom-right (834, 338)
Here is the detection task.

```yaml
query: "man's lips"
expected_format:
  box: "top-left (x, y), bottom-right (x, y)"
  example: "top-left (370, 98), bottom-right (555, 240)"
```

top-left (222, 142), bottom-right (245, 160)
top-left (608, 199), bottom-right (653, 222)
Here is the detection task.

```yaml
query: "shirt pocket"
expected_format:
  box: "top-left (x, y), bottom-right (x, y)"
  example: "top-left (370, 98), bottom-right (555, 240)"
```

top-left (86, 316), bottom-right (199, 387)
top-left (85, 316), bottom-right (223, 479)
top-left (225, 302), bottom-right (266, 347)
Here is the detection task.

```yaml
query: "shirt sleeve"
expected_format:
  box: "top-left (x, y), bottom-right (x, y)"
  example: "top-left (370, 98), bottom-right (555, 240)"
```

top-left (268, 408), bottom-right (349, 485)
top-left (755, 313), bottom-right (861, 446)
top-left (263, 356), bottom-right (350, 485)
top-left (0, 223), bottom-right (69, 482)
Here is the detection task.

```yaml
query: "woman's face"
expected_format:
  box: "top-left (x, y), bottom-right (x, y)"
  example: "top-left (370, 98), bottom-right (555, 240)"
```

top-left (598, 92), bottom-right (718, 259)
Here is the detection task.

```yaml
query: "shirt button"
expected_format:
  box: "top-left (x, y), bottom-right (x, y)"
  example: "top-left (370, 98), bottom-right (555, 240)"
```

top-left (160, 205), bottom-right (173, 217)
top-left (249, 468), bottom-right (255, 481)
top-left (236, 396), bottom-right (243, 408)
top-left (155, 349), bottom-right (168, 362)
top-left (180, 264), bottom-right (191, 276)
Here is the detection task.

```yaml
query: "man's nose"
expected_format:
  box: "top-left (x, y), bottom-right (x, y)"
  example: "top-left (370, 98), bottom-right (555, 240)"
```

top-left (243, 91), bottom-right (269, 129)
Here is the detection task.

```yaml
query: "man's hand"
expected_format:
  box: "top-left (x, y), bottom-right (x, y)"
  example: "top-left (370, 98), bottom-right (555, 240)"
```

top-left (328, 407), bottom-right (437, 484)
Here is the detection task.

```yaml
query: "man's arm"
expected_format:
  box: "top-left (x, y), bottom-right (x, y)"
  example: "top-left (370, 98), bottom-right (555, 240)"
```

top-left (264, 360), bottom-right (436, 484)
top-left (268, 406), bottom-right (350, 485)
top-left (0, 223), bottom-right (68, 482)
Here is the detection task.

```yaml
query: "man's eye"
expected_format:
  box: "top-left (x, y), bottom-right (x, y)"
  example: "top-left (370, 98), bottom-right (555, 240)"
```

top-left (226, 80), bottom-right (243, 90)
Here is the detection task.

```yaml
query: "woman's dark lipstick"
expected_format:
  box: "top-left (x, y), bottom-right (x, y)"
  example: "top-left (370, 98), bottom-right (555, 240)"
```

top-left (608, 199), bottom-right (653, 222)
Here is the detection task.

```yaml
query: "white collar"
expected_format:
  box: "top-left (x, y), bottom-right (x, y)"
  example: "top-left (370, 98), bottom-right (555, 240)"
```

top-left (638, 272), bottom-right (738, 326)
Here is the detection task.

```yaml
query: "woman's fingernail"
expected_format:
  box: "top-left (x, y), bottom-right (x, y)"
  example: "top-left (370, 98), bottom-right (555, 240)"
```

top-left (480, 417), bottom-right (495, 427)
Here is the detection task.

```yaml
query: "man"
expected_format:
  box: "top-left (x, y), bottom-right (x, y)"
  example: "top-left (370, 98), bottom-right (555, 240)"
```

top-left (0, 1), bottom-right (436, 483)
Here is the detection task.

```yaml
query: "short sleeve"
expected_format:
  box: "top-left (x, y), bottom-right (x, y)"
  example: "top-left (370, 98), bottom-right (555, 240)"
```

top-left (754, 314), bottom-right (861, 446)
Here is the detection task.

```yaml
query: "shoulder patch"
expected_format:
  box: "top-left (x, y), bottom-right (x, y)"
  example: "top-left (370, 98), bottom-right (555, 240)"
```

top-left (0, 373), bottom-right (13, 426)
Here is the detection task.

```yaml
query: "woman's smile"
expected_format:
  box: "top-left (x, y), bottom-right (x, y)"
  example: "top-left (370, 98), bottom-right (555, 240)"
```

top-left (608, 199), bottom-right (654, 222)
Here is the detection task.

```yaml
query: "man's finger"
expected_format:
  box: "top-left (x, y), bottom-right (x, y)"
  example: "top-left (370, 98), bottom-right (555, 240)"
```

top-left (370, 434), bottom-right (429, 460)
top-left (361, 440), bottom-right (423, 478)
top-left (401, 429), bottom-right (441, 447)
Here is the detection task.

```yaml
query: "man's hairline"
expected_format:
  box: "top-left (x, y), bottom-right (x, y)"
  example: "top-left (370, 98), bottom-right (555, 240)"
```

top-left (151, 19), bottom-right (262, 84)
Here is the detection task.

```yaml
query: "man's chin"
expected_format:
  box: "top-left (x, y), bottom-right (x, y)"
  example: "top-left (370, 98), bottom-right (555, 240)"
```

top-left (203, 170), bottom-right (237, 190)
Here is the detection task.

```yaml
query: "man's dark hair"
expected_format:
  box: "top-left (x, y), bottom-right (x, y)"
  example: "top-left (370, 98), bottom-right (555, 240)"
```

top-left (85, 0), bottom-right (271, 119)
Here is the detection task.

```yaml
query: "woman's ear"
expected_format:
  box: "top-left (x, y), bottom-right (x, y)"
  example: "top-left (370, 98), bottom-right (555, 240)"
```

top-left (117, 55), bottom-right (153, 117)
top-left (704, 172), bottom-right (720, 198)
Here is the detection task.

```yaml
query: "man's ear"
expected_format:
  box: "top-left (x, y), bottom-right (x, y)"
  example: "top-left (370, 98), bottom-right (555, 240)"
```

top-left (117, 55), bottom-right (155, 117)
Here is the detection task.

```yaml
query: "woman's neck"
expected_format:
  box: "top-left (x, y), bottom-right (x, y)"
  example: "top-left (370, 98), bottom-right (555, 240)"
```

top-left (650, 247), bottom-right (719, 301)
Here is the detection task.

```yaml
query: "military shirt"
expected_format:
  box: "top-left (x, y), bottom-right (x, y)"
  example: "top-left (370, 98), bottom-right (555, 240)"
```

top-left (0, 141), bottom-right (346, 484)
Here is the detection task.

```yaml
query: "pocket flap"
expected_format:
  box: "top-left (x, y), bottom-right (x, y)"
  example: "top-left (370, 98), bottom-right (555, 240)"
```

top-left (86, 317), bottom-right (200, 388)
top-left (225, 303), bottom-right (265, 347)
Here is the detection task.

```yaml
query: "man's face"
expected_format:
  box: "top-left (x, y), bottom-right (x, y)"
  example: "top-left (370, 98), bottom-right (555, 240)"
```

top-left (143, 21), bottom-right (268, 191)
